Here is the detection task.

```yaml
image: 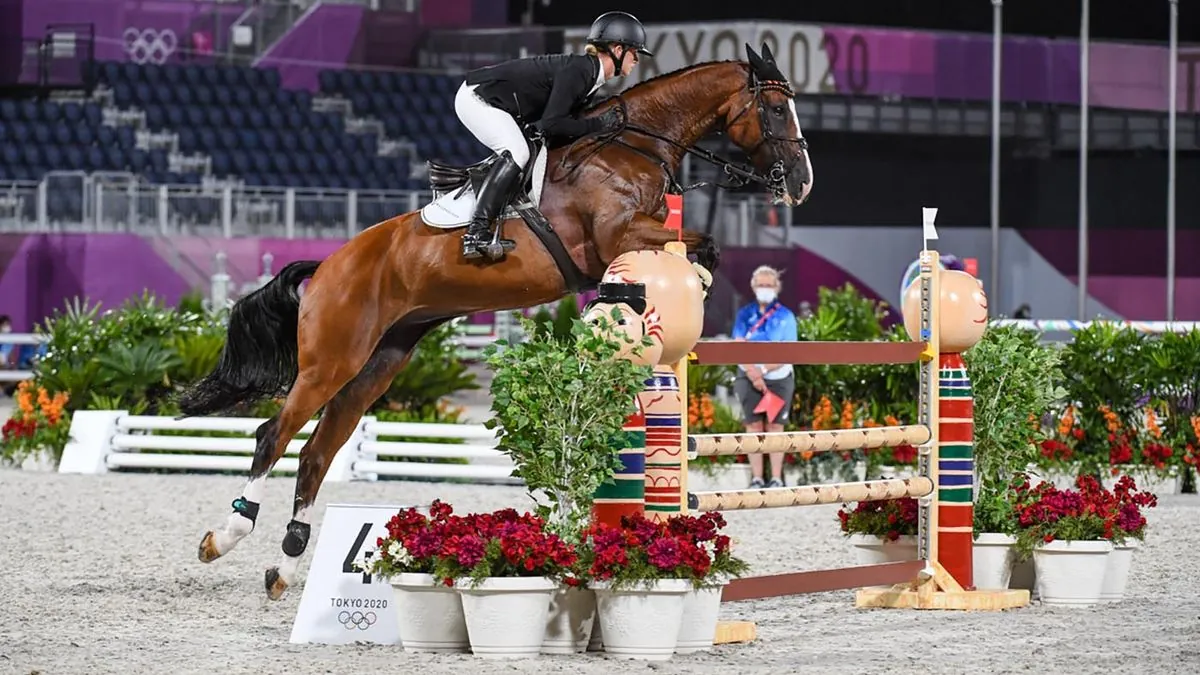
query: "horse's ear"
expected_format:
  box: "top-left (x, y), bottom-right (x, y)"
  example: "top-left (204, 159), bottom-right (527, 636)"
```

top-left (760, 42), bottom-right (776, 65)
top-left (744, 43), bottom-right (762, 67)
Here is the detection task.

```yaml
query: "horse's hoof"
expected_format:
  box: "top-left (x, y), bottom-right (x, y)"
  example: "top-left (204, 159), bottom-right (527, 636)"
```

top-left (265, 566), bottom-right (288, 601)
top-left (198, 531), bottom-right (222, 563)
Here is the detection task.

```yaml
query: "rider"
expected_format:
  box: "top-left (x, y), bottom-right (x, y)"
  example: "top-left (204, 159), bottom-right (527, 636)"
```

top-left (452, 11), bottom-right (653, 260)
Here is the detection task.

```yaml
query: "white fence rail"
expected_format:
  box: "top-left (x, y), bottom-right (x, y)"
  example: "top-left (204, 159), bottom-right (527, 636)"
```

top-left (992, 319), bottom-right (1200, 333)
top-left (58, 411), bottom-right (518, 484)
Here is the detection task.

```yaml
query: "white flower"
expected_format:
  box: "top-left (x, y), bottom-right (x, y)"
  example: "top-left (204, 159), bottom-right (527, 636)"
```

top-left (388, 540), bottom-right (414, 566)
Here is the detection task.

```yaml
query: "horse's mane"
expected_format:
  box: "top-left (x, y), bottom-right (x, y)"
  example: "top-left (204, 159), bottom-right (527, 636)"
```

top-left (584, 59), bottom-right (749, 112)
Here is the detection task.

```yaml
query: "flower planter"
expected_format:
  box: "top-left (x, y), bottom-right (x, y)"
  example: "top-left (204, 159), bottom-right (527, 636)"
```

top-left (971, 533), bottom-right (1017, 590)
top-left (2, 447), bottom-right (58, 472)
top-left (456, 576), bottom-right (558, 659)
top-left (1099, 540), bottom-right (1139, 603)
top-left (592, 578), bottom-right (691, 660)
top-left (675, 578), bottom-right (729, 654)
top-left (687, 464), bottom-right (752, 493)
top-left (875, 464), bottom-right (919, 480)
top-left (1025, 463), bottom-right (1080, 491)
top-left (388, 572), bottom-right (470, 653)
top-left (541, 585), bottom-right (596, 655)
top-left (1103, 466), bottom-right (1180, 496)
top-left (1032, 540), bottom-right (1112, 606)
top-left (847, 534), bottom-right (919, 567)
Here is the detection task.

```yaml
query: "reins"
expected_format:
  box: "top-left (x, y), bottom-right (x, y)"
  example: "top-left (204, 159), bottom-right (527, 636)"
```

top-left (547, 73), bottom-right (807, 198)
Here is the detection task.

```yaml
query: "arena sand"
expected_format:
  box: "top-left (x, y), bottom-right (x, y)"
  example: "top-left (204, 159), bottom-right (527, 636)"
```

top-left (1, 470), bottom-right (1198, 675)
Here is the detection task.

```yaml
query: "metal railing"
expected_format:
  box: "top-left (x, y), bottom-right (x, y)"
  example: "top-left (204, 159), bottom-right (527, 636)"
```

top-left (0, 172), bottom-right (431, 238)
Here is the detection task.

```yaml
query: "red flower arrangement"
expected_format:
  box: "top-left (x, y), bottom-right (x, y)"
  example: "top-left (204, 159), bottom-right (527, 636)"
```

top-left (1010, 473), bottom-right (1157, 559)
top-left (583, 512), bottom-right (748, 590)
top-left (362, 499), bottom-right (579, 588)
top-left (836, 497), bottom-right (919, 541)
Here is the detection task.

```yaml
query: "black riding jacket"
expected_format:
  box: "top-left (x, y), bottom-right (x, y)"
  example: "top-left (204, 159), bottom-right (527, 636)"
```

top-left (464, 53), bottom-right (605, 139)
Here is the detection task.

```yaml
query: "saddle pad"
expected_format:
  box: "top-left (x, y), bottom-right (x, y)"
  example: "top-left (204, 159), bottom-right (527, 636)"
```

top-left (420, 146), bottom-right (548, 229)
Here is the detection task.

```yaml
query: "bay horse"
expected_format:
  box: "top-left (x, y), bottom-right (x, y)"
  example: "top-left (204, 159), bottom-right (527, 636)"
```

top-left (178, 43), bottom-right (813, 600)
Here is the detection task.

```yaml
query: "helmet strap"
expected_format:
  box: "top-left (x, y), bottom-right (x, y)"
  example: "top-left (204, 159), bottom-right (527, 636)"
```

top-left (611, 45), bottom-right (628, 77)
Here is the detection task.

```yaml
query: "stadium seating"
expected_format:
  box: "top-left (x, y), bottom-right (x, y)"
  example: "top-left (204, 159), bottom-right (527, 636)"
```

top-left (0, 60), bottom-right (493, 197)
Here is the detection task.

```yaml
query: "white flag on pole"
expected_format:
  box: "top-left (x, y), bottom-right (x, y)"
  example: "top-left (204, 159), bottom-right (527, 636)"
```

top-left (922, 207), bottom-right (939, 240)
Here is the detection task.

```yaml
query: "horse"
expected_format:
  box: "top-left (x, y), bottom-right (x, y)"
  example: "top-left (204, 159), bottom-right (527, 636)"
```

top-left (177, 42), bottom-right (813, 601)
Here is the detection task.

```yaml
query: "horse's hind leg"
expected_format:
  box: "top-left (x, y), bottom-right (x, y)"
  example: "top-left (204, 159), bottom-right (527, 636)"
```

top-left (197, 413), bottom-right (286, 562)
top-left (197, 363), bottom-right (352, 563)
top-left (264, 318), bottom-right (447, 601)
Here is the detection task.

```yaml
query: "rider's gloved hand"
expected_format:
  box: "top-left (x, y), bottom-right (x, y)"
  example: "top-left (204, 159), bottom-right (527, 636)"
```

top-left (593, 107), bottom-right (624, 134)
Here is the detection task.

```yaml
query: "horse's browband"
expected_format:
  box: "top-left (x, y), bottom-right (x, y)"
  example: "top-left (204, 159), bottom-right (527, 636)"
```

top-left (757, 79), bottom-right (796, 98)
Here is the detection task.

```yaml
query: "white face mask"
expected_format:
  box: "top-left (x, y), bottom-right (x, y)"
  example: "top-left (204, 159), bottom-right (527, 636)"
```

top-left (754, 288), bottom-right (777, 304)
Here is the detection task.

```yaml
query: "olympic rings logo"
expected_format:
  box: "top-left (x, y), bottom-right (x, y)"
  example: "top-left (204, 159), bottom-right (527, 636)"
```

top-left (122, 28), bottom-right (177, 65)
top-left (338, 610), bottom-right (377, 630)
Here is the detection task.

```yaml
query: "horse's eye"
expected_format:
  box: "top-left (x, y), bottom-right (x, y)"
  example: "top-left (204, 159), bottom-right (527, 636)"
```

top-left (772, 105), bottom-right (785, 117)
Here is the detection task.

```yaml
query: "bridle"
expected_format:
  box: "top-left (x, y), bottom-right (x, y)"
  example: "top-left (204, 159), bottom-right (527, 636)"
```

top-left (553, 70), bottom-right (809, 201)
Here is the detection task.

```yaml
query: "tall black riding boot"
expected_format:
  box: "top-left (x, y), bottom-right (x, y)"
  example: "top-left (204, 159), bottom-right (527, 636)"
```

top-left (461, 152), bottom-right (522, 260)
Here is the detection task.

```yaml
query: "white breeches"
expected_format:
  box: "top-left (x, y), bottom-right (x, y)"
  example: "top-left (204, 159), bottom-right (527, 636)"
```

top-left (454, 82), bottom-right (531, 167)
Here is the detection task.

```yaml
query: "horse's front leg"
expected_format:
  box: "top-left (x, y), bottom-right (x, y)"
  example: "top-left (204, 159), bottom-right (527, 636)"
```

top-left (613, 216), bottom-right (720, 297)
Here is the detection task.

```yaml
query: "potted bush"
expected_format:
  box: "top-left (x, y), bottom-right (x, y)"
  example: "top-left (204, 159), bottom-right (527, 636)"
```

top-left (961, 324), bottom-right (1066, 590)
top-left (1093, 474), bottom-right (1158, 602)
top-left (481, 310), bottom-right (654, 654)
top-left (665, 512), bottom-right (749, 654)
top-left (360, 500), bottom-right (470, 653)
top-left (836, 497), bottom-right (919, 565)
top-left (430, 507), bottom-right (579, 659)
top-left (1012, 476), bottom-right (1113, 606)
top-left (583, 512), bottom-right (746, 660)
top-left (1, 381), bottom-right (71, 470)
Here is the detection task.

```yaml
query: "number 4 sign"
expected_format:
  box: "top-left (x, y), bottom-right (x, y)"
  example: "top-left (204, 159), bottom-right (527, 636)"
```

top-left (288, 503), bottom-right (419, 645)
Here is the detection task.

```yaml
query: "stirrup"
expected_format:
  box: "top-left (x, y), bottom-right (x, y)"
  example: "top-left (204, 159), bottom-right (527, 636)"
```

top-left (480, 220), bottom-right (516, 261)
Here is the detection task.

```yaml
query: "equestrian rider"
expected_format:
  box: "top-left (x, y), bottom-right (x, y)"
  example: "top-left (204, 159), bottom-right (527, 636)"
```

top-left (452, 11), bottom-right (653, 260)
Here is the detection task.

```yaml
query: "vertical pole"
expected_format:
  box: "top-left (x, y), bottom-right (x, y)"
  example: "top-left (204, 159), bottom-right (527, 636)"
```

top-left (990, 0), bottom-right (1003, 307)
top-left (917, 249), bottom-right (941, 572)
top-left (664, 240), bottom-right (692, 517)
top-left (1167, 0), bottom-right (1179, 320)
top-left (1077, 0), bottom-right (1090, 319)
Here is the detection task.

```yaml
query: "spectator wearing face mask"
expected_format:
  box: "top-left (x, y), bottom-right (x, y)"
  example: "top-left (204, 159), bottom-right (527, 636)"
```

top-left (731, 266), bottom-right (798, 489)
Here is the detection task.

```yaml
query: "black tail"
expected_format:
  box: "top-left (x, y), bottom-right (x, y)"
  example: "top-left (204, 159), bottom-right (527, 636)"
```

top-left (178, 260), bottom-right (322, 417)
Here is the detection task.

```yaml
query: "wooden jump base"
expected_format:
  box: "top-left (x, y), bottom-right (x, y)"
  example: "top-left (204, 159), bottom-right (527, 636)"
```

top-left (666, 249), bottom-right (1029, 645)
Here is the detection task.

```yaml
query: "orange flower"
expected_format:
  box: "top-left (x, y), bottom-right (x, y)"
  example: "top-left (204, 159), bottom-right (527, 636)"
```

top-left (1145, 407), bottom-right (1162, 439)
top-left (1191, 415), bottom-right (1200, 442)
top-left (884, 415), bottom-right (900, 427)
top-left (1098, 404), bottom-right (1121, 433)
top-left (863, 418), bottom-right (880, 428)
top-left (840, 400), bottom-right (855, 429)
top-left (1057, 405), bottom-right (1075, 437)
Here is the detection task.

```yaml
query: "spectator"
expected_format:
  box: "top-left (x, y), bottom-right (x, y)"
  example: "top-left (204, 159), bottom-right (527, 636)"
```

top-left (731, 265), bottom-right (798, 489)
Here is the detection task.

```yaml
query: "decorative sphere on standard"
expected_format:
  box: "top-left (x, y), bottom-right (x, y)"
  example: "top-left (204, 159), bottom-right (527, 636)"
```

top-left (592, 249), bottom-right (705, 365)
top-left (902, 267), bottom-right (989, 353)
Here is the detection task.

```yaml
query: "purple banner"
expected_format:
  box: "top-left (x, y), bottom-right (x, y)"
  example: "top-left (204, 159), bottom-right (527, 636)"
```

top-left (821, 24), bottom-right (1200, 113)
top-left (20, 0), bottom-right (243, 65)
top-left (254, 4), bottom-right (367, 92)
top-left (0, 232), bottom-right (1197, 332)
top-left (569, 22), bottom-right (1200, 114)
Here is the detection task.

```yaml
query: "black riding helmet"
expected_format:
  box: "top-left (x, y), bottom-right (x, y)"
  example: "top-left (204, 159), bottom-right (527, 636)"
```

top-left (586, 11), bottom-right (653, 57)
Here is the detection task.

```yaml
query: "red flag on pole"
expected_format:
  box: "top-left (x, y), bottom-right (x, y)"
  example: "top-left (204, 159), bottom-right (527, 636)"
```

top-left (664, 193), bottom-right (683, 240)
